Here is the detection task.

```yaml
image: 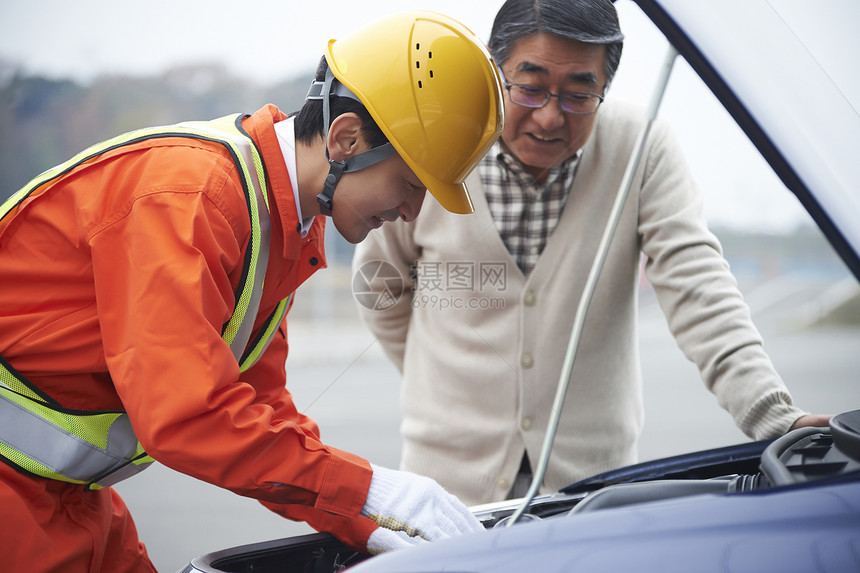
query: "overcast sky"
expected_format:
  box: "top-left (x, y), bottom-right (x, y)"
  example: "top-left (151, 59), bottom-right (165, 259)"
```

top-left (0, 0), bottom-right (813, 232)
top-left (0, 1), bottom-right (505, 85)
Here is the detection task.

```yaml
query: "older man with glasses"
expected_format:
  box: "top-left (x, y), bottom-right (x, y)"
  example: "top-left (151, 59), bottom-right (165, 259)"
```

top-left (354, 0), bottom-right (829, 506)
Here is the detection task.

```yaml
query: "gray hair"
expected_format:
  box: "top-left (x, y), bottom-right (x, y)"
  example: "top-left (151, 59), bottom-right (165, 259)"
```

top-left (489, 0), bottom-right (624, 90)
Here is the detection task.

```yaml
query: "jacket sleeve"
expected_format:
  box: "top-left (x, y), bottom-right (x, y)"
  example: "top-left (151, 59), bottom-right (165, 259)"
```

top-left (352, 216), bottom-right (421, 373)
top-left (636, 117), bottom-right (807, 439)
top-left (88, 184), bottom-right (373, 539)
top-left (260, 497), bottom-right (379, 551)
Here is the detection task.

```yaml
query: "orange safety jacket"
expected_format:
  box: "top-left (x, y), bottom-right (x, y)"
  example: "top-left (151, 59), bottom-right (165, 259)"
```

top-left (0, 104), bottom-right (377, 551)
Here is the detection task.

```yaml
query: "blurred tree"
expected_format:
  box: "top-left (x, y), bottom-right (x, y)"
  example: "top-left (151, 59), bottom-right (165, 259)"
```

top-left (1, 64), bottom-right (307, 200)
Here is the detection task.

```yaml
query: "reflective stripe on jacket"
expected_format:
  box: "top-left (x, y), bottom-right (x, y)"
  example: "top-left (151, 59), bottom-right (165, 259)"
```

top-left (0, 114), bottom-right (288, 489)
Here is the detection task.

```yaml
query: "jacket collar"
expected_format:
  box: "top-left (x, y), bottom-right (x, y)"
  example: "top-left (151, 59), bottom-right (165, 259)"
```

top-left (241, 104), bottom-right (326, 263)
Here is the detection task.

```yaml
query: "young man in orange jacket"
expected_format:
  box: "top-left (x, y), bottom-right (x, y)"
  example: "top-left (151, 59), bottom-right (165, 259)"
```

top-left (0, 12), bottom-right (504, 572)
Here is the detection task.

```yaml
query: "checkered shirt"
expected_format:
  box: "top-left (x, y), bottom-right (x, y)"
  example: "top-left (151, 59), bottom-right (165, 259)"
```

top-left (479, 142), bottom-right (580, 276)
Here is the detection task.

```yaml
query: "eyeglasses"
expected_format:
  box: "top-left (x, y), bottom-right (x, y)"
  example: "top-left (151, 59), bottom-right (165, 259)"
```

top-left (503, 82), bottom-right (604, 115)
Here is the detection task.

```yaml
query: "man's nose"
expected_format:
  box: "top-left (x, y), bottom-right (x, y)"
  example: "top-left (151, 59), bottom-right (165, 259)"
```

top-left (530, 100), bottom-right (566, 131)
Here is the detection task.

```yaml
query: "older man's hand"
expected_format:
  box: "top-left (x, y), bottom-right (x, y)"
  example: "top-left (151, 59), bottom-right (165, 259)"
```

top-left (790, 414), bottom-right (833, 431)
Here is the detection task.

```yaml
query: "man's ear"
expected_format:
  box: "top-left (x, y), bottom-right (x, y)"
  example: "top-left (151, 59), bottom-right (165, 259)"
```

top-left (327, 113), bottom-right (367, 162)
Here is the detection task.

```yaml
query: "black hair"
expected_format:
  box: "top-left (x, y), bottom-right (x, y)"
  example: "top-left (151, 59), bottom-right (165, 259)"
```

top-left (293, 56), bottom-right (389, 148)
top-left (488, 0), bottom-right (624, 90)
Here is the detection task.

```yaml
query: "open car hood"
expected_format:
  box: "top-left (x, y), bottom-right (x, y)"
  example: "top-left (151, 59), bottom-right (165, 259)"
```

top-left (637, 0), bottom-right (860, 278)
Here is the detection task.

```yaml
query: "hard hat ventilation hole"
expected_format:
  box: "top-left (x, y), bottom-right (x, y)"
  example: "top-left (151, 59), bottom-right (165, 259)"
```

top-left (414, 44), bottom-right (432, 88)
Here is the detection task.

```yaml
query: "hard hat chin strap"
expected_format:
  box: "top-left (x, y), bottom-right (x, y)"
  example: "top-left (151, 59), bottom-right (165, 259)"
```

top-left (317, 144), bottom-right (396, 216)
top-left (307, 69), bottom-right (396, 216)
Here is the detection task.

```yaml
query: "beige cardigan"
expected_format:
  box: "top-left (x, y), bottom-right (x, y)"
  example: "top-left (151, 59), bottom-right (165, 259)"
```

top-left (353, 98), bottom-right (806, 506)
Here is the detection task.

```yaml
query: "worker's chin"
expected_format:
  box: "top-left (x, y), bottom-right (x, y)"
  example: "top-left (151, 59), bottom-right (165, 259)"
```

top-left (332, 218), bottom-right (369, 244)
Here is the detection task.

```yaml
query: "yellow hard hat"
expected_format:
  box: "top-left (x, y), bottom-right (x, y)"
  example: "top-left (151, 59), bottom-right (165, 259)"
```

top-left (325, 11), bottom-right (505, 214)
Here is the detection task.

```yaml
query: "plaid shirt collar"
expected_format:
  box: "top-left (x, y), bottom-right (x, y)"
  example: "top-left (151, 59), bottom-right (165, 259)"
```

top-left (479, 141), bottom-right (581, 276)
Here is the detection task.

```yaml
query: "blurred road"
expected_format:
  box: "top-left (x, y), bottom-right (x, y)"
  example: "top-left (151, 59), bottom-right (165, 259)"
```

top-left (115, 270), bottom-right (860, 572)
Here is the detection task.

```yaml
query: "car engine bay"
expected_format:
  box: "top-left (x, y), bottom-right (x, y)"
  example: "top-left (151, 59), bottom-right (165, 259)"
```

top-left (185, 410), bottom-right (860, 573)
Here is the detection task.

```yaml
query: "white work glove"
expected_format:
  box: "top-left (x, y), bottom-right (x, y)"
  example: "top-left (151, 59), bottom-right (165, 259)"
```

top-left (362, 463), bottom-right (483, 554)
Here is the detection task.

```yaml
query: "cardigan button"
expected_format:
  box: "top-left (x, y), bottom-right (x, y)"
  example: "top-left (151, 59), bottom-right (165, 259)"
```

top-left (520, 353), bottom-right (534, 368)
top-left (496, 477), bottom-right (509, 490)
top-left (523, 291), bottom-right (536, 306)
top-left (309, 257), bottom-right (319, 266)
top-left (521, 417), bottom-right (532, 431)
